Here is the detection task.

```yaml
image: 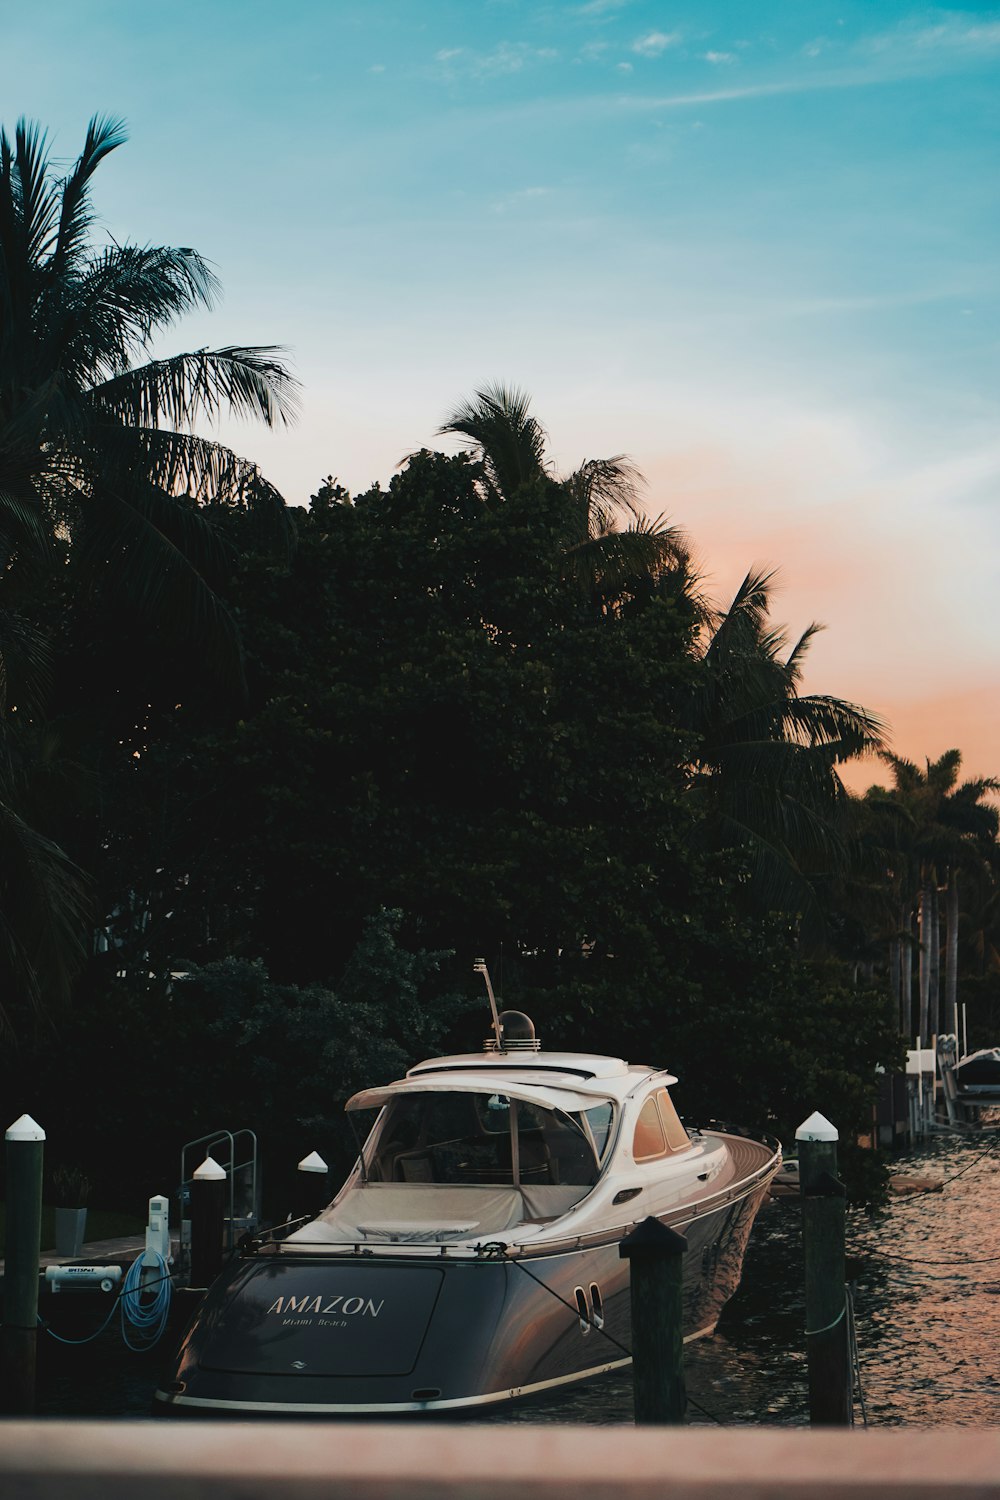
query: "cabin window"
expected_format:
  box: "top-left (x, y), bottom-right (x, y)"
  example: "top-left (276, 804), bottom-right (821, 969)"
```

top-left (656, 1089), bottom-right (690, 1152)
top-left (632, 1089), bottom-right (689, 1162)
top-left (632, 1096), bottom-right (666, 1161)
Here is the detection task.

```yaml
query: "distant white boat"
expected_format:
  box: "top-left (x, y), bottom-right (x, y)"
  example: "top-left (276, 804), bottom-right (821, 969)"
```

top-left (955, 1047), bottom-right (1000, 1094)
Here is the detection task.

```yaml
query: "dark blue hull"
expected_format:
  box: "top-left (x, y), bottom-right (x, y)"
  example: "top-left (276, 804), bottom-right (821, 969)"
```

top-left (155, 1182), bottom-right (769, 1416)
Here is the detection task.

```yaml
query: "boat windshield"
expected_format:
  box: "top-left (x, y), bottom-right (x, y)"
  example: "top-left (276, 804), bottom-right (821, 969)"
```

top-left (363, 1090), bottom-right (611, 1188)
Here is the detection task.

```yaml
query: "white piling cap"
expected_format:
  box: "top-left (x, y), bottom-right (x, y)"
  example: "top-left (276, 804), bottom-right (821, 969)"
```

top-left (795, 1111), bottom-right (838, 1142)
top-left (6, 1113), bottom-right (45, 1142)
top-left (193, 1155), bottom-right (227, 1181)
top-left (298, 1151), bottom-right (328, 1174)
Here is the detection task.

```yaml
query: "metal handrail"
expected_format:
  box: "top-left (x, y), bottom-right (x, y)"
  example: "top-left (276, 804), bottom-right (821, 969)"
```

top-left (179, 1128), bottom-right (259, 1250)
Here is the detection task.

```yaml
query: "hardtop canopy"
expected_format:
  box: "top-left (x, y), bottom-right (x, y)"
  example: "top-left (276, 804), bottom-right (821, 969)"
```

top-left (345, 1074), bottom-right (612, 1116)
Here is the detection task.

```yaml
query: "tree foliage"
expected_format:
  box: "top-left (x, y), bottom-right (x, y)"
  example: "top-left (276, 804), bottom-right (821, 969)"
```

top-left (0, 267), bottom-right (965, 1214)
top-left (0, 114), bottom-right (296, 1029)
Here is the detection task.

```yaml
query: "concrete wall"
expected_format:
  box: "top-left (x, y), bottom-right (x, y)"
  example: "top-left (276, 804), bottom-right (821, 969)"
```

top-left (1, 1423), bottom-right (998, 1499)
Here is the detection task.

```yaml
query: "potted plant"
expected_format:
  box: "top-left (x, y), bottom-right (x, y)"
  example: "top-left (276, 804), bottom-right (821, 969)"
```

top-left (51, 1165), bottom-right (92, 1258)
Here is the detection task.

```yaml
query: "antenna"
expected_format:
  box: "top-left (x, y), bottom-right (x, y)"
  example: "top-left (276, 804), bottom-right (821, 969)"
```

top-left (474, 958), bottom-right (505, 1053)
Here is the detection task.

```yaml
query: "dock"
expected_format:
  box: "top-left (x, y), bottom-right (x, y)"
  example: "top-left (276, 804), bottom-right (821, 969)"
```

top-left (0, 1234), bottom-right (149, 1285)
top-left (2, 1423), bottom-right (999, 1499)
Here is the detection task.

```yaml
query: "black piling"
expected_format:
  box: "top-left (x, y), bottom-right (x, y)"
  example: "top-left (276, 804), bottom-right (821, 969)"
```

top-left (293, 1151), bottom-right (330, 1221)
top-left (189, 1156), bottom-right (227, 1288)
top-left (1, 1114), bottom-right (45, 1414)
top-left (620, 1215), bottom-right (688, 1425)
top-left (797, 1111), bottom-right (852, 1427)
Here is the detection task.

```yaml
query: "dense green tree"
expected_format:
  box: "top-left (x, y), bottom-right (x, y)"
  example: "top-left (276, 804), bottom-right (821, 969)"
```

top-left (48, 442), bottom-right (899, 1201)
top-left (0, 909), bottom-right (464, 1210)
top-left (0, 367), bottom-right (918, 1203)
top-left (92, 449), bottom-right (703, 994)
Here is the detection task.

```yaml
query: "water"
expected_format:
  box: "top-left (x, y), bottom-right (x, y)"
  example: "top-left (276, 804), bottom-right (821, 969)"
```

top-left (26, 1130), bottom-right (1000, 1426)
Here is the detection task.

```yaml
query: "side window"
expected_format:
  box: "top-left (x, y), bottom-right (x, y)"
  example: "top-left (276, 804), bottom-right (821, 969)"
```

top-left (632, 1096), bottom-right (666, 1161)
top-left (656, 1089), bottom-right (690, 1152)
top-left (583, 1103), bottom-right (614, 1160)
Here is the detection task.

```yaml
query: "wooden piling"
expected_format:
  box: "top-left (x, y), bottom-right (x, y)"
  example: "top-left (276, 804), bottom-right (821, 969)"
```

top-left (1, 1114), bottom-right (45, 1414)
top-left (796, 1112), bottom-right (851, 1427)
top-left (620, 1215), bottom-right (687, 1425)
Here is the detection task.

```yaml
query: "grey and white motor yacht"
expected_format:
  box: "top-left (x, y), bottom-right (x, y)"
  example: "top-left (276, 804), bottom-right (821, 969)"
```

top-left (156, 965), bottom-right (780, 1416)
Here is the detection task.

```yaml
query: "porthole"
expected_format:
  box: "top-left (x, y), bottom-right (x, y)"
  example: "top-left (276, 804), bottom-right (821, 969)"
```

top-left (574, 1285), bottom-right (591, 1334)
top-left (589, 1282), bottom-right (605, 1330)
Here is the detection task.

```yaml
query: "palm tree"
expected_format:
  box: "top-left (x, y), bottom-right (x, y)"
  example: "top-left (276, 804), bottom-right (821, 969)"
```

top-left (0, 114), bottom-right (299, 679)
top-left (439, 383), bottom-right (690, 609)
top-left (688, 567), bottom-right (887, 934)
top-left (0, 114), bottom-right (299, 1030)
top-left (441, 391), bottom-right (887, 931)
top-left (869, 751), bottom-right (1000, 1038)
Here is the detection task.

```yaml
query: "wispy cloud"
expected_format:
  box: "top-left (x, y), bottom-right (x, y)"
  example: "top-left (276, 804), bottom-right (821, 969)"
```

top-left (577, 40), bottom-right (610, 61)
top-left (436, 41), bottom-right (559, 77)
top-left (490, 185), bottom-right (552, 215)
top-left (865, 15), bottom-right (1000, 57)
top-left (703, 51), bottom-right (736, 65)
top-left (632, 31), bottom-right (680, 57)
top-left (573, 0), bottom-right (632, 14)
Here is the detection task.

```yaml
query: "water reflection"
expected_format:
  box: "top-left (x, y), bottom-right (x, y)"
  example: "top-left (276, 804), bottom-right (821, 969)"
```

top-left (26, 1129), bottom-right (1000, 1425)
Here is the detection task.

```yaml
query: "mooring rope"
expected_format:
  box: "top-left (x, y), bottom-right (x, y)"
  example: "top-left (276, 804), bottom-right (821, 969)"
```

top-left (804, 1301), bottom-right (847, 1338)
top-left (884, 1130), bottom-right (1000, 1209)
top-left (500, 1247), bottom-right (727, 1425)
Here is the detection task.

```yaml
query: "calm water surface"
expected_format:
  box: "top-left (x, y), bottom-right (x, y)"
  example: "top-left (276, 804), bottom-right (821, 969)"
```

top-left (28, 1130), bottom-right (1000, 1426)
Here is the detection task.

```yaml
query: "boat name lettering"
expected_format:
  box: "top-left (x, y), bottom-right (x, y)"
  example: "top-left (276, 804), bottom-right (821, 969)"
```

top-left (266, 1294), bottom-right (384, 1318)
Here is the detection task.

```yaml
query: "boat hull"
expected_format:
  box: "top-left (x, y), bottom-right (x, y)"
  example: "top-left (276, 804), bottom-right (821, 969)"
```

top-left (155, 1176), bottom-right (770, 1416)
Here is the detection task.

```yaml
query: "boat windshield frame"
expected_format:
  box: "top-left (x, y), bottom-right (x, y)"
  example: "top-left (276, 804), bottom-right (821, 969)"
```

top-left (347, 1081), bottom-right (617, 1191)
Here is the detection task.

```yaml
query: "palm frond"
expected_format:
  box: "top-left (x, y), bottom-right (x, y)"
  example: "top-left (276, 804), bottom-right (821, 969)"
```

top-left (702, 568), bottom-right (779, 661)
top-left (439, 383), bottom-right (548, 499)
top-left (52, 114), bottom-right (128, 274)
top-left (108, 426), bottom-right (293, 553)
top-left (3, 119), bottom-right (60, 264)
top-left (89, 344), bottom-right (299, 430)
top-left (777, 694), bottom-right (888, 756)
top-left (0, 483), bottom-right (51, 555)
top-left (563, 455), bottom-right (647, 535)
top-left (784, 621), bottom-right (825, 681)
top-left (562, 521), bottom-right (689, 599)
top-left (47, 245), bottom-right (222, 389)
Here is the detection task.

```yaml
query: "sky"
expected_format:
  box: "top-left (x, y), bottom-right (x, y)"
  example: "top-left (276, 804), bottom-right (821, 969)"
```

top-left (2, 1), bottom-right (999, 792)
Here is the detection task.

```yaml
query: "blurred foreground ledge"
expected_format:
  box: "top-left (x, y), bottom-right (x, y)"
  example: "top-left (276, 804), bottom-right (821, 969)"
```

top-left (1, 1423), bottom-right (998, 1499)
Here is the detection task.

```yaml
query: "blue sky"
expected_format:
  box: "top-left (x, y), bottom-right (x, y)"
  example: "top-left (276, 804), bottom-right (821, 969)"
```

top-left (3, 2), bottom-right (999, 784)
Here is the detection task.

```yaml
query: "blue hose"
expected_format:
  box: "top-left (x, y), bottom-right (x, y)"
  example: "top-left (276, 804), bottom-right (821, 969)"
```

top-left (120, 1251), bottom-right (173, 1350)
top-left (40, 1252), bottom-right (174, 1350)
